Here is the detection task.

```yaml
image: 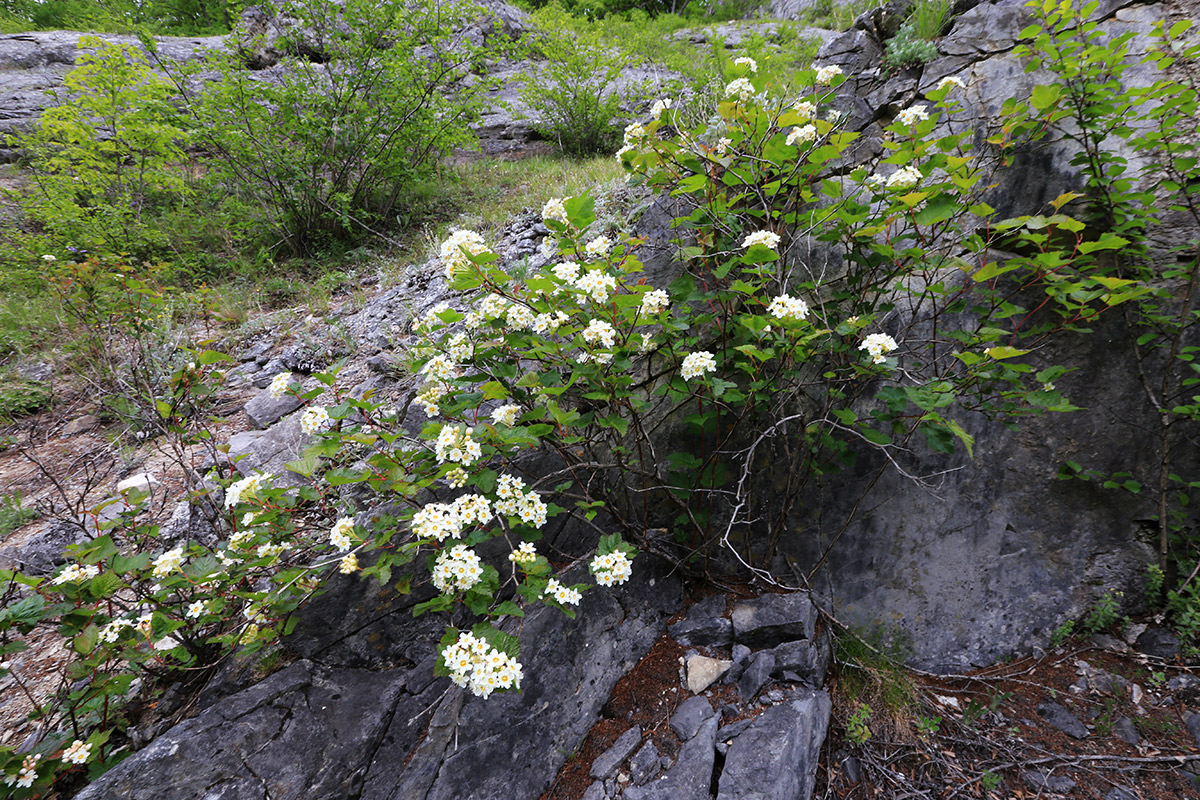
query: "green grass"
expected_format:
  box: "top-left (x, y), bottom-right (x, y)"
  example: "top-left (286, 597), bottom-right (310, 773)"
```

top-left (0, 491), bottom-right (39, 543)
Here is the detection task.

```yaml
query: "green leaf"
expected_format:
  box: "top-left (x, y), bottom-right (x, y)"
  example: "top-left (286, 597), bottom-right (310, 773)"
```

top-left (985, 346), bottom-right (1029, 360)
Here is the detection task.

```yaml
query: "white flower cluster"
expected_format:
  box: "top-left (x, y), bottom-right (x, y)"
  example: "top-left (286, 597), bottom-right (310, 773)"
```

top-left (339, 553), bottom-right (358, 574)
top-left (416, 381), bottom-right (447, 417)
top-left (506, 303), bottom-right (535, 330)
top-left (742, 230), bottom-right (781, 250)
top-left (414, 301), bottom-right (451, 333)
top-left (936, 76), bottom-right (965, 92)
top-left (480, 293), bottom-right (509, 319)
top-left (152, 546), bottom-right (185, 578)
top-left (860, 332), bottom-right (899, 364)
top-left (330, 517), bottom-right (355, 550)
top-left (681, 351), bottom-right (717, 381)
top-left (715, 137), bottom-right (732, 156)
top-left (649, 97), bottom-right (672, 119)
top-left (553, 261), bottom-right (581, 283)
top-left (582, 319), bottom-right (617, 349)
top-left (446, 332), bottom-right (472, 362)
top-left (542, 197), bottom-right (569, 225)
top-left (445, 466), bottom-right (467, 488)
top-left (545, 578), bottom-right (582, 605)
top-left (421, 353), bottom-right (458, 381)
top-left (441, 631), bottom-right (523, 699)
top-left (300, 405), bottom-right (332, 435)
top-left (814, 64), bottom-right (843, 84)
top-left (896, 104), bottom-right (929, 126)
top-left (624, 122), bottom-right (647, 146)
top-left (509, 541), bottom-right (537, 564)
top-left (886, 165), bottom-right (923, 189)
top-left (575, 269), bottom-right (617, 303)
top-left (734, 56), bottom-right (758, 73)
top-left (585, 236), bottom-right (613, 259)
top-left (793, 99), bottom-right (816, 120)
top-left (768, 294), bottom-right (810, 321)
top-left (99, 617), bottom-right (135, 644)
top-left (440, 229), bottom-right (491, 280)
top-left (641, 289), bottom-right (669, 315)
top-left (5, 753), bottom-right (39, 788)
top-left (62, 740), bottom-right (92, 765)
top-left (225, 472), bottom-right (270, 509)
top-left (786, 125), bottom-right (817, 147)
top-left (495, 474), bottom-right (548, 527)
top-left (591, 551), bottom-right (633, 586)
top-left (268, 371), bottom-right (292, 399)
top-left (491, 404), bottom-right (522, 426)
top-left (435, 424), bottom-right (482, 466)
top-left (51, 562), bottom-right (100, 585)
top-left (725, 77), bottom-right (755, 101)
top-left (432, 544), bottom-right (484, 593)
top-left (412, 494), bottom-right (492, 541)
top-left (532, 310), bottom-right (569, 334)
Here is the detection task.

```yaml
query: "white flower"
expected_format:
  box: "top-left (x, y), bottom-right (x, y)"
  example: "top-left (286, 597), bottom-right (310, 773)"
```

top-left (585, 236), bottom-right (613, 259)
top-left (439, 229), bottom-right (491, 280)
top-left (886, 165), bottom-right (923, 189)
top-left (767, 294), bottom-right (810, 321)
top-left (540, 236), bottom-right (559, 258)
top-left (624, 122), bottom-right (647, 146)
top-left (615, 143), bottom-right (635, 161)
top-left (545, 577), bottom-right (582, 605)
top-left (225, 472), bottom-right (270, 508)
top-left (936, 76), bottom-right (965, 92)
top-left (542, 197), bottom-right (569, 225)
top-left (641, 289), bottom-right (669, 316)
top-left (532, 310), bottom-right (569, 334)
top-left (505, 304), bottom-right (535, 331)
top-left (268, 371), bottom-right (291, 399)
top-left (480, 293), bottom-right (509, 319)
top-left (681, 351), bottom-right (717, 380)
top-left (416, 381), bottom-right (447, 417)
top-left (896, 104), bottom-right (929, 126)
top-left (715, 137), bottom-right (732, 156)
top-left (649, 98), bottom-right (672, 119)
top-left (814, 64), bottom-right (843, 84)
top-left (41, 254), bottom-right (56, 263)
top-left (51, 563), bottom-right (99, 585)
top-left (724, 77), bottom-right (755, 101)
top-left (793, 100), bottom-right (816, 120)
top-left (734, 56), bottom-right (758, 73)
top-left (582, 319), bottom-right (617, 348)
top-left (575, 269), bottom-right (618, 303)
top-left (491, 404), bottom-right (521, 426)
top-left (152, 546), bottom-right (185, 578)
top-left (434, 424), bottom-right (483, 466)
top-left (300, 406), bottom-right (331, 435)
top-left (509, 541), bottom-right (537, 564)
top-left (441, 631), bottom-right (523, 699)
top-left (451, 494), bottom-right (493, 527)
top-left (330, 517), bottom-right (355, 550)
top-left (742, 230), bottom-right (781, 250)
top-left (411, 502), bottom-right (464, 541)
top-left (62, 740), bottom-right (91, 765)
top-left (420, 353), bottom-right (458, 381)
top-left (637, 332), bottom-right (655, 354)
top-left (591, 550), bottom-right (633, 586)
top-left (186, 601), bottom-right (206, 619)
top-left (446, 332), bottom-right (472, 362)
top-left (552, 261), bottom-right (581, 283)
top-left (859, 332), bottom-right (899, 364)
top-left (432, 544), bottom-right (484, 594)
top-left (339, 553), bottom-right (358, 574)
top-left (786, 125), bottom-right (817, 147)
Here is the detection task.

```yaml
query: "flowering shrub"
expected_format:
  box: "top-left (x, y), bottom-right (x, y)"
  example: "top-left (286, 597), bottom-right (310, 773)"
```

top-left (0, 4), bottom-right (1186, 791)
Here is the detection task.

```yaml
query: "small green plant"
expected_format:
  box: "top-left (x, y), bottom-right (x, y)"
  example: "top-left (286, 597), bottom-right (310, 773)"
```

top-left (980, 771), bottom-right (1003, 792)
top-left (883, 21), bottom-right (940, 69)
top-left (0, 492), bottom-right (39, 541)
top-left (1049, 619), bottom-right (1076, 647)
top-left (960, 689), bottom-right (1011, 729)
top-left (0, 374), bottom-right (52, 422)
top-left (847, 702), bottom-right (873, 744)
top-left (1083, 591), bottom-right (1125, 635)
top-left (915, 714), bottom-right (941, 737)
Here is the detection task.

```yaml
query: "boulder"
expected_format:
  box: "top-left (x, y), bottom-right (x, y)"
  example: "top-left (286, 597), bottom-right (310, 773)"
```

top-left (716, 690), bottom-right (831, 800)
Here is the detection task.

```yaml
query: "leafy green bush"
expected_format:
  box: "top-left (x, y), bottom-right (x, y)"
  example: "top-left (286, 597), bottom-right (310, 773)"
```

top-left (12, 36), bottom-right (189, 260)
top-left (519, 8), bottom-right (642, 157)
top-left (180, 0), bottom-right (490, 255)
